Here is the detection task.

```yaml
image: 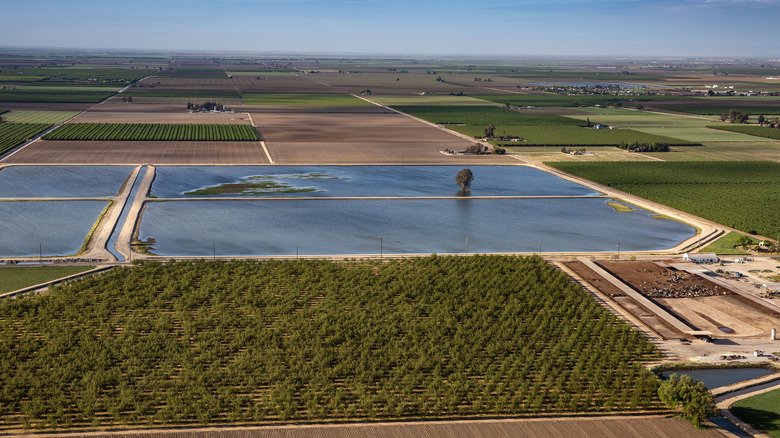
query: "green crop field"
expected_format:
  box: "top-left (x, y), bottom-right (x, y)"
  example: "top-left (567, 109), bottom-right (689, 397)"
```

top-left (392, 105), bottom-right (585, 127)
top-left (0, 266), bottom-right (95, 294)
top-left (242, 93), bottom-right (372, 106)
top-left (699, 232), bottom-right (756, 255)
top-left (43, 123), bottom-right (260, 142)
top-left (472, 94), bottom-right (686, 108)
top-left (0, 256), bottom-right (663, 431)
top-left (490, 127), bottom-right (696, 146)
top-left (0, 87), bottom-right (115, 103)
top-left (732, 388), bottom-right (780, 438)
top-left (656, 105), bottom-right (780, 115)
top-left (1, 111), bottom-right (79, 124)
top-left (547, 161), bottom-right (780, 237)
top-left (0, 123), bottom-right (51, 154)
top-left (0, 67), bottom-right (152, 84)
top-left (393, 105), bottom-right (695, 146)
top-left (708, 125), bottom-right (780, 140)
top-left (369, 95), bottom-right (500, 106)
top-left (568, 109), bottom-right (773, 142)
top-left (643, 142), bottom-right (780, 162)
top-left (121, 90), bottom-right (241, 99)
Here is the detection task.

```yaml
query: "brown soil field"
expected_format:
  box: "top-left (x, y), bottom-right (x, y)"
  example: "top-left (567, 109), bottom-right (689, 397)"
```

top-left (599, 261), bottom-right (731, 299)
top-left (252, 109), bottom-right (506, 164)
top-left (563, 261), bottom-right (685, 340)
top-left (566, 260), bottom-right (780, 340)
top-left (309, 72), bottom-right (520, 96)
top-left (232, 75), bottom-right (338, 94)
top-left (265, 141), bottom-right (510, 165)
top-left (21, 416), bottom-right (723, 438)
top-left (3, 140), bottom-right (269, 165)
top-left (71, 110), bottom-right (252, 125)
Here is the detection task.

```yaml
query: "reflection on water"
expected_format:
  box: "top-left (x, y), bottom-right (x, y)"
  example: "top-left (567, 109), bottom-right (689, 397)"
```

top-left (138, 198), bottom-right (695, 256)
top-left (0, 166), bottom-right (133, 198)
top-left (662, 368), bottom-right (774, 389)
top-left (151, 165), bottom-right (601, 198)
top-left (0, 201), bottom-right (109, 257)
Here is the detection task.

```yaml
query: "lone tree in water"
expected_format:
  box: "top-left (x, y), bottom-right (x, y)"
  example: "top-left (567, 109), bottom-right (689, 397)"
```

top-left (455, 168), bottom-right (474, 191)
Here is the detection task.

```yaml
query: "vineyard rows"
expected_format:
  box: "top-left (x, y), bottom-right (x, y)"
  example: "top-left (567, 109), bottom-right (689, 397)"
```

top-left (0, 256), bottom-right (662, 431)
top-left (0, 123), bottom-right (51, 154)
top-left (43, 123), bottom-right (260, 142)
top-left (548, 161), bottom-right (780, 237)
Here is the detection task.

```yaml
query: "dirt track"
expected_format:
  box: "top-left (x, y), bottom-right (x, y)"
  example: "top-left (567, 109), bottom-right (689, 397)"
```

top-left (10, 415), bottom-right (724, 438)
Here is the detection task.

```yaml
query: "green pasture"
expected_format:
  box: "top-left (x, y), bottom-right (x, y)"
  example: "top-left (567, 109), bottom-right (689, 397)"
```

top-left (122, 90), bottom-right (240, 99)
top-left (0, 87), bottom-right (115, 103)
top-left (507, 147), bottom-right (659, 163)
top-left (645, 142), bottom-right (780, 161)
top-left (569, 108), bottom-right (774, 142)
top-left (732, 388), bottom-right (780, 438)
top-left (242, 93), bottom-right (373, 106)
top-left (369, 95), bottom-right (500, 106)
top-left (547, 161), bottom-right (780, 237)
top-left (699, 232), bottom-right (756, 255)
top-left (472, 94), bottom-right (687, 108)
top-left (709, 124), bottom-right (780, 140)
top-left (0, 266), bottom-right (95, 294)
top-left (486, 126), bottom-right (697, 146)
top-left (655, 105), bottom-right (780, 115)
top-left (392, 105), bottom-right (585, 127)
top-left (1, 111), bottom-right (80, 124)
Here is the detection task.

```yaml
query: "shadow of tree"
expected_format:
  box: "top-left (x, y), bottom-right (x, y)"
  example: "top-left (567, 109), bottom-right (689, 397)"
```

top-left (732, 406), bottom-right (780, 435)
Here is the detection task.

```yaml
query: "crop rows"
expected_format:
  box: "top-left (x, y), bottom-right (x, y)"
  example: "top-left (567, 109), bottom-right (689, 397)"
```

top-left (472, 94), bottom-right (687, 108)
top-left (0, 88), bottom-right (115, 103)
top-left (43, 123), bottom-right (260, 142)
top-left (393, 105), bottom-right (586, 127)
top-left (708, 124), bottom-right (780, 140)
top-left (547, 161), bottom-right (780, 237)
top-left (0, 256), bottom-right (662, 431)
top-left (0, 123), bottom-right (51, 154)
top-left (394, 105), bottom-right (695, 146)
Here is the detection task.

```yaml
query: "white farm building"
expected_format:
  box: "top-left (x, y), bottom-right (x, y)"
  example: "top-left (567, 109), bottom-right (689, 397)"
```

top-left (682, 253), bottom-right (719, 264)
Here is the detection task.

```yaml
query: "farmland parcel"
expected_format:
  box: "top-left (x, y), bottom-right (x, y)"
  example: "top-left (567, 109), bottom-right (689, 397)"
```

top-left (0, 257), bottom-right (663, 431)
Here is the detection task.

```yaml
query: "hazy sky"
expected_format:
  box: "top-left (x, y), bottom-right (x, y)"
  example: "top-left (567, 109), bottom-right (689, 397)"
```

top-left (2, 0), bottom-right (779, 57)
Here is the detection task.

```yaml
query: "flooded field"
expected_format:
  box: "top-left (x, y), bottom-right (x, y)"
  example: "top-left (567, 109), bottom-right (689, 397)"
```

top-left (0, 165), bottom-right (132, 198)
top-left (150, 165), bottom-right (601, 198)
top-left (0, 201), bottom-right (108, 257)
top-left (138, 198), bottom-right (695, 256)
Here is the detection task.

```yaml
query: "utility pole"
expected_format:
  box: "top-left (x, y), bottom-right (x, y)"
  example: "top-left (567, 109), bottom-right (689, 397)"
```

top-left (617, 236), bottom-right (621, 259)
top-left (380, 238), bottom-right (383, 261)
top-left (465, 236), bottom-right (468, 255)
top-left (213, 240), bottom-right (216, 261)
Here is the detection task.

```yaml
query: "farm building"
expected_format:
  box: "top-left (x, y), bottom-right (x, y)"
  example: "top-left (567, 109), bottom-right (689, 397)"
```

top-left (682, 253), bottom-right (718, 263)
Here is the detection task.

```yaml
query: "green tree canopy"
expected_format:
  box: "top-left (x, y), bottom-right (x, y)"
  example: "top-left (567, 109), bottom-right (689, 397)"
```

top-left (455, 168), bottom-right (474, 191)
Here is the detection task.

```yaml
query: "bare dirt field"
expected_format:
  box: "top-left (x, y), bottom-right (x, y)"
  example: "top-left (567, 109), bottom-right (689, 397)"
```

top-left (134, 77), bottom-right (237, 92)
top-left (3, 140), bottom-right (270, 165)
top-left (266, 141), bottom-right (510, 164)
top-left (563, 261), bottom-right (685, 340)
top-left (71, 110), bottom-right (252, 125)
top-left (565, 260), bottom-right (780, 340)
top-left (232, 75), bottom-right (338, 94)
top-left (23, 416), bottom-right (723, 438)
top-left (251, 109), bottom-right (508, 164)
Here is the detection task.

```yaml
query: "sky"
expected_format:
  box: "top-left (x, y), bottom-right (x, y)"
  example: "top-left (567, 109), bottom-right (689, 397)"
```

top-left (2, 0), bottom-right (779, 58)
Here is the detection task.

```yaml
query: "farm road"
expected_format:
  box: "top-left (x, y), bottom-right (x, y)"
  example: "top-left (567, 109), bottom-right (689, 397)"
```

top-left (114, 166), bottom-right (155, 261)
top-left (83, 165), bottom-right (142, 262)
top-left (11, 415), bottom-right (726, 438)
